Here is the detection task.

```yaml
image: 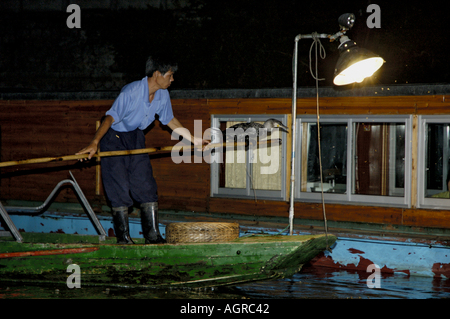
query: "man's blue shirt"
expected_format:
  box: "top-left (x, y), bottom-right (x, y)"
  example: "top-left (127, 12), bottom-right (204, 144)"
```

top-left (106, 76), bottom-right (174, 132)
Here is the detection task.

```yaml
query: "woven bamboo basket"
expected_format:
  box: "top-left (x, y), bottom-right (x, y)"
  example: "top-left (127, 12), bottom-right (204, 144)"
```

top-left (165, 222), bottom-right (240, 244)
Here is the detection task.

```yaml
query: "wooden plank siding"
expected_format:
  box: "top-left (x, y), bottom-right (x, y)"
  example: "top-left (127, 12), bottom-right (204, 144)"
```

top-left (1, 95), bottom-right (450, 230)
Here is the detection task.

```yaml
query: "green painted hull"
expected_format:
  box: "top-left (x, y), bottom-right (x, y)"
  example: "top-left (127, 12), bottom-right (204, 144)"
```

top-left (0, 233), bottom-right (336, 288)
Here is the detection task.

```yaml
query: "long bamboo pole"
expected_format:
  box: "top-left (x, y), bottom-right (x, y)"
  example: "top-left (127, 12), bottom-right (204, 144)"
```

top-left (0, 145), bottom-right (190, 168)
top-left (95, 120), bottom-right (101, 195)
top-left (0, 140), bottom-right (279, 168)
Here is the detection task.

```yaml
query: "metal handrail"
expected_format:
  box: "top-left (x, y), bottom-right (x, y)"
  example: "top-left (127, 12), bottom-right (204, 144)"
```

top-left (1, 171), bottom-right (106, 242)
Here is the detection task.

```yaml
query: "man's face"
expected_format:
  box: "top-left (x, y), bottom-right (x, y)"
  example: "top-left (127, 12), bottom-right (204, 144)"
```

top-left (157, 70), bottom-right (174, 89)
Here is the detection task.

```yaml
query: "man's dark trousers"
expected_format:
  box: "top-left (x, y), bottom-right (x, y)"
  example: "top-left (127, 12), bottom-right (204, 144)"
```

top-left (100, 127), bottom-right (158, 208)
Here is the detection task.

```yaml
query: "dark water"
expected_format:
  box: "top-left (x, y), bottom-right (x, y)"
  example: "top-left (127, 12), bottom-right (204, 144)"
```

top-left (2, 265), bottom-right (450, 300)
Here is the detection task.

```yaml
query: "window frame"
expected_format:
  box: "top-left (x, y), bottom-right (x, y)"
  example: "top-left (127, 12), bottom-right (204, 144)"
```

top-left (417, 115), bottom-right (450, 209)
top-left (210, 114), bottom-right (288, 201)
top-left (295, 115), bottom-right (413, 208)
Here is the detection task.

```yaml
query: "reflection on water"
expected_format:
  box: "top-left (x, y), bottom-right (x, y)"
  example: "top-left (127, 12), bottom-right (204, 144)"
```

top-left (1, 265), bottom-right (450, 299)
top-left (233, 266), bottom-right (450, 299)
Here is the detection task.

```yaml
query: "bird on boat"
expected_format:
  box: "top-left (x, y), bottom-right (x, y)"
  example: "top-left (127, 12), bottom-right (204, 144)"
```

top-left (223, 119), bottom-right (289, 148)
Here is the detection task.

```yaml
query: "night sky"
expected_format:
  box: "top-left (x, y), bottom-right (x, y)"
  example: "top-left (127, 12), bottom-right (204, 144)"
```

top-left (0, 0), bottom-right (448, 91)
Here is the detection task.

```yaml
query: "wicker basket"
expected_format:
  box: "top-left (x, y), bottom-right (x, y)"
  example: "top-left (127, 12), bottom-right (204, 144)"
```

top-left (166, 222), bottom-right (240, 244)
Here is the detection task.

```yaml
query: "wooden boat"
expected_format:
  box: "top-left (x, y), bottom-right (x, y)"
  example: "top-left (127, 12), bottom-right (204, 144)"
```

top-left (0, 232), bottom-right (335, 288)
top-left (0, 172), bottom-right (335, 288)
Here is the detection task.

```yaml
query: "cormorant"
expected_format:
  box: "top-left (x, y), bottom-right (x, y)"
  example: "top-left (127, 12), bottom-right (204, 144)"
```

top-left (223, 119), bottom-right (289, 148)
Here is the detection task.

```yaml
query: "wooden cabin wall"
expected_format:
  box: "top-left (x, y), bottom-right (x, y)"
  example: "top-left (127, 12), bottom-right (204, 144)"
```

top-left (1, 95), bottom-right (450, 231)
top-left (0, 99), bottom-right (210, 212)
top-left (0, 100), bottom-right (112, 205)
top-left (207, 95), bottom-right (450, 231)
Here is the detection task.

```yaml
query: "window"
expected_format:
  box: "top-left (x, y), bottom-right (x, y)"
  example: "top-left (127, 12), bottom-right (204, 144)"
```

top-left (352, 122), bottom-right (406, 197)
top-left (210, 115), bottom-right (288, 200)
top-left (418, 116), bottom-right (450, 209)
top-left (299, 120), bottom-right (348, 201)
top-left (296, 115), bottom-right (412, 207)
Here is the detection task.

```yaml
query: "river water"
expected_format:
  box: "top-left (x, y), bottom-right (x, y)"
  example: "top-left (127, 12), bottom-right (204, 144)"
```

top-left (1, 265), bottom-right (449, 300)
top-left (2, 215), bottom-right (450, 300)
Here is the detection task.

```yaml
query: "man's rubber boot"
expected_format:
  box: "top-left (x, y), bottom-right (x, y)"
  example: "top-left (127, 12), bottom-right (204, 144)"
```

top-left (140, 202), bottom-right (166, 244)
top-left (112, 206), bottom-right (135, 244)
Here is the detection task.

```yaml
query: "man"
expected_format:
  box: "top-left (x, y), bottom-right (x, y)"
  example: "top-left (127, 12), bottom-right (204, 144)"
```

top-left (77, 56), bottom-right (207, 244)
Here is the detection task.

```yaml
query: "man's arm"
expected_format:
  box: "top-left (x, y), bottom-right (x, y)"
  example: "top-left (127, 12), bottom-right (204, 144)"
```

top-left (166, 117), bottom-right (208, 146)
top-left (76, 115), bottom-right (115, 160)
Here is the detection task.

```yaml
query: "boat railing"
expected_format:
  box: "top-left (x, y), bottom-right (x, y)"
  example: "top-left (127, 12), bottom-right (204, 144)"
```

top-left (0, 171), bottom-right (107, 242)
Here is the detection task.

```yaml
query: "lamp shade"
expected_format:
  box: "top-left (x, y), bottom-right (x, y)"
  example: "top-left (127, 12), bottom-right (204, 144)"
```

top-left (333, 38), bottom-right (384, 86)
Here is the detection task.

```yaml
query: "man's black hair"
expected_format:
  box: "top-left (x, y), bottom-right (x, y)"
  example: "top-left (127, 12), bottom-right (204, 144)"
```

top-left (145, 56), bottom-right (178, 76)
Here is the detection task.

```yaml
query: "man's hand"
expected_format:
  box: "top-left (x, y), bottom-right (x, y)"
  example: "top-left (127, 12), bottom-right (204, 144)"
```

top-left (76, 142), bottom-right (98, 162)
top-left (192, 136), bottom-right (210, 150)
top-left (167, 118), bottom-right (210, 150)
top-left (76, 115), bottom-right (114, 162)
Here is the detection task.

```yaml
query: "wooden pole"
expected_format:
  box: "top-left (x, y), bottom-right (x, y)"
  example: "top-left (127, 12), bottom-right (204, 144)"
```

top-left (0, 140), bottom-right (279, 168)
top-left (95, 120), bottom-right (101, 196)
top-left (0, 146), bottom-right (182, 168)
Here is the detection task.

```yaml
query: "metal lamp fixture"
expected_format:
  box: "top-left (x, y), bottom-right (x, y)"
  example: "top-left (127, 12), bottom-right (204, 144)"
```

top-left (288, 13), bottom-right (384, 235)
top-left (333, 35), bottom-right (385, 85)
top-left (333, 13), bottom-right (384, 85)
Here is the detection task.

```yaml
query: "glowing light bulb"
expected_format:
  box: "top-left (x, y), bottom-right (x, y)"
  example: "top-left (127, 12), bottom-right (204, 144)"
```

top-left (334, 57), bottom-right (384, 86)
